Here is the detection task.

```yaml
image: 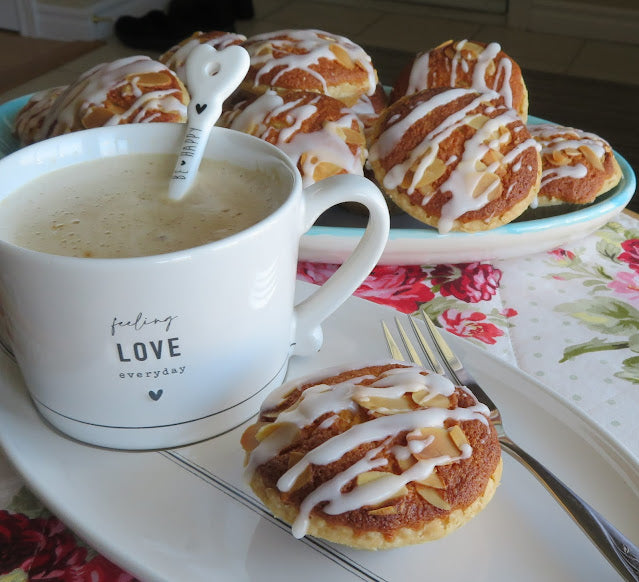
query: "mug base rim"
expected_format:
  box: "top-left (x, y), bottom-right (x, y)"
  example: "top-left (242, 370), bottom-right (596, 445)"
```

top-left (31, 363), bottom-right (289, 450)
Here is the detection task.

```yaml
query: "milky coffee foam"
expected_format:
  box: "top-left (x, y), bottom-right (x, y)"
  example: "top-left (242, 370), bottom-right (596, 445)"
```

top-left (0, 153), bottom-right (286, 258)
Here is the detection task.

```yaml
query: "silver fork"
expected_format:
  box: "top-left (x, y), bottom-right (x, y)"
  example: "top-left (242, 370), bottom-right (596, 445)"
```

top-left (383, 307), bottom-right (639, 582)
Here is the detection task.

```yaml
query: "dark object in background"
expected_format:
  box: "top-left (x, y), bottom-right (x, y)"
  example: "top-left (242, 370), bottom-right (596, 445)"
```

top-left (115, 0), bottom-right (253, 52)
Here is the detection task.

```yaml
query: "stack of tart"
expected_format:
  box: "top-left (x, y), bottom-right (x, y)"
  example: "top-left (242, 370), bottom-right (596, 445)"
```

top-left (13, 30), bottom-right (623, 232)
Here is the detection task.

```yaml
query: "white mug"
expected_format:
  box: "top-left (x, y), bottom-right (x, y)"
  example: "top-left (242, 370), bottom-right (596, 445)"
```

top-left (0, 123), bottom-right (389, 449)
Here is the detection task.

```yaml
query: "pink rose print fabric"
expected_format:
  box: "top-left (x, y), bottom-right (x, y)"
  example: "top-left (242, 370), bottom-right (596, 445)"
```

top-left (297, 260), bottom-right (516, 348)
top-left (0, 509), bottom-right (137, 581)
top-left (297, 263), bottom-right (434, 313)
top-left (619, 239), bottom-right (639, 273)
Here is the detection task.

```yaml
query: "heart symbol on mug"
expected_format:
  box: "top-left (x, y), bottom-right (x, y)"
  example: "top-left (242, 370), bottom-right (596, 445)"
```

top-left (149, 389), bottom-right (163, 401)
top-left (195, 103), bottom-right (207, 114)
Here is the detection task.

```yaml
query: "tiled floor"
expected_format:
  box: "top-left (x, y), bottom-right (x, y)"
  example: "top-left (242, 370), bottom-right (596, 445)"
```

top-left (1, 0), bottom-right (638, 107)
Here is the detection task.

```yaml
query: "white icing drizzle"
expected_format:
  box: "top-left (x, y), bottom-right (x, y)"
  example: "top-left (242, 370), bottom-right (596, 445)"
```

top-left (245, 362), bottom-right (490, 539)
top-left (245, 29), bottom-right (377, 96)
top-left (405, 40), bottom-right (514, 108)
top-left (223, 90), bottom-right (365, 186)
top-left (541, 163), bottom-right (588, 187)
top-left (37, 56), bottom-right (187, 141)
top-left (13, 86), bottom-right (66, 144)
top-left (369, 88), bottom-right (538, 233)
top-left (407, 53), bottom-right (429, 95)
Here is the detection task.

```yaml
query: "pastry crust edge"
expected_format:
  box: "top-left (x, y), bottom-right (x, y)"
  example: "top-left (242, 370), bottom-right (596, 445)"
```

top-left (250, 457), bottom-right (503, 550)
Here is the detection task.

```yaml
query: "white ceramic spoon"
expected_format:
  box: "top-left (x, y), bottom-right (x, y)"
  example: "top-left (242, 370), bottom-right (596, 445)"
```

top-left (168, 43), bottom-right (250, 201)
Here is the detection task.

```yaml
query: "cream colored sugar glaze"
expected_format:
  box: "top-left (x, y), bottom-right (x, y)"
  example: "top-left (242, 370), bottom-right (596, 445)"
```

top-left (369, 88), bottom-right (540, 233)
top-left (222, 90), bottom-right (366, 187)
top-left (407, 40), bottom-right (514, 108)
top-left (245, 362), bottom-right (490, 539)
top-left (36, 56), bottom-right (187, 141)
top-left (245, 29), bottom-right (377, 96)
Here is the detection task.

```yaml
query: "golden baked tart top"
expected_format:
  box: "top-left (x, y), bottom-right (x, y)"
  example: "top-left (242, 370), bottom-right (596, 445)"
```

top-left (392, 39), bottom-right (529, 122)
top-left (241, 361), bottom-right (501, 549)
top-left (368, 87), bottom-right (541, 233)
top-left (219, 89), bottom-right (367, 186)
top-left (528, 122), bottom-right (622, 206)
top-left (240, 29), bottom-right (379, 107)
top-left (33, 55), bottom-right (189, 142)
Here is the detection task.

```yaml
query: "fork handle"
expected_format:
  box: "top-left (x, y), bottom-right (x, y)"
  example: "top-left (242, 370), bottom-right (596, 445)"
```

top-left (501, 438), bottom-right (639, 581)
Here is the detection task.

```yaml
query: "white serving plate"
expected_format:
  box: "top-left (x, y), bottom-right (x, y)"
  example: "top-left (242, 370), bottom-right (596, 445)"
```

top-left (0, 281), bottom-right (637, 582)
top-left (1, 96), bottom-right (635, 266)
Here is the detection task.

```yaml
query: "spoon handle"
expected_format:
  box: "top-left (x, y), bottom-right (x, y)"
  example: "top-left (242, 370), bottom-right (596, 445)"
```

top-left (169, 44), bottom-right (249, 201)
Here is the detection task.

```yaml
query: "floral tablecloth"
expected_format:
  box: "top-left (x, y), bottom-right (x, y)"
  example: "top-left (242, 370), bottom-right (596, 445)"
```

top-left (1, 210), bottom-right (638, 581)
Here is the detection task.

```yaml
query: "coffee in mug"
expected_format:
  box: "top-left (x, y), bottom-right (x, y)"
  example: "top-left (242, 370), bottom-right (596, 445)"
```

top-left (0, 154), bottom-right (285, 258)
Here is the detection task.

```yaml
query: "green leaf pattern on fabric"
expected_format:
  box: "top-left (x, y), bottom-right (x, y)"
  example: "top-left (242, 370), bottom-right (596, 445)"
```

top-left (547, 221), bottom-right (639, 383)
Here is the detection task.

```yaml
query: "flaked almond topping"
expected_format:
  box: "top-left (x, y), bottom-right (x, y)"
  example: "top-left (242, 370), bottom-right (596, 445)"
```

top-left (415, 483), bottom-right (451, 510)
top-left (483, 148), bottom-right (504, 165)
top-left (473, 172), bottom-right (502, 201)
top-left (329, 43), bottom-right (355, 69)
top-left (260, 408), bottom-right (280, 421)
top-left (462, 41), bottom-right (485, 56)
top-left (288, 464), bottom-right (313, 492)
top-left (354, 393), bottom-right (413, 414)
top-left (356, 470), bottom-right (389, 486)
top-left (415, 470), bottom-right (446, 489)
top-left (407, 427), bottom-right (461, 460)
top-left (135, 71), bottom-right (174, 88)
top-left (356, 471), bottom-right (409, 501)
top-left (448, 424), bottom-right (469, 449)
top-left (313, 161), bottom-right (345, 181)
top-left (255, 421), bottom-right (293, 442)
top-left (240, 421), bottom-right (270, 452)
top-left (414, 158), bottom-right (447, 191)
top-left (498, 126), bottom-right (512, 145)
top-left (550, 149), bottom-right (571, 166)
top-left (444, 46), bottom-right (457, 59)
top-left (579, 144), bottom-right (605, 171)
top-left (82, 107), bottom-right (114, 129)
top-left (334, 125), bottom-right (366, 147)
top-left (468, 114), bottom-right (489, 130)
top-left (368, 505), bottom-right (398, 516)
top-left (396, 455), bottom-right (417, 472)
top-left (411, 391), bottom-right (450, 408)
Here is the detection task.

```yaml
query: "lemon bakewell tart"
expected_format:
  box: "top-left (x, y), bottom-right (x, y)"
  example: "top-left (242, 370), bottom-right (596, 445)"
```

top-left (528, 122), bottom-right (622, 207)
top-left (241, 361), bottom-right (502, 550)
top-left (14, 55), bottom-right (189, 145)
top-left (367, 87), bottom-right (541, 234)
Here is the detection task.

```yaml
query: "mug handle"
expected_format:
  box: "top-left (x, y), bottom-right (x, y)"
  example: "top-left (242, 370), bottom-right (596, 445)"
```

top-left (292, 174), bottom-right (390, 356)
